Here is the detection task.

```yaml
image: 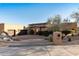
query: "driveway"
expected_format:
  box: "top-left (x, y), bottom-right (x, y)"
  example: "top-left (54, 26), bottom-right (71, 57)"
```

top-left (0, 35), bottom-right (79, 56)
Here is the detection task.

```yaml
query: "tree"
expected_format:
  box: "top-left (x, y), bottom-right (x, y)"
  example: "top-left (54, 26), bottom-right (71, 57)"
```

top-left (47, 17), bottom-right (53, 31)
top-left (71, 12), bottom-right (79, 22)
top-left (47, 17), bottom-right (53, 24)
top-left (71, 10), bottom-right (79, 27)
top-left (63, 18), bottom-right (70, 23)
top-left (47, 15), bottom-right (61, 32)
top-left (53, 15), bottom-right (61, 25)
top-left (52, 15), bottom-right (61, 31)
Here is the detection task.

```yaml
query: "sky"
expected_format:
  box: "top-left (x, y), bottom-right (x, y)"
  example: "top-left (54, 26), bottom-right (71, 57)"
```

top-left (0, 3), bottom-right (79, 25)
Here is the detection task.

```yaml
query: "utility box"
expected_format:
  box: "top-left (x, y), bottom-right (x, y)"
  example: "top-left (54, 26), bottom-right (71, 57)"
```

top-left (53, 32), bottom-right (63, 45)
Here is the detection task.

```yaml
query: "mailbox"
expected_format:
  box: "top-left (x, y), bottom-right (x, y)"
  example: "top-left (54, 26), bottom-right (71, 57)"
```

top-left (53, 32), bottom-right (63, 45)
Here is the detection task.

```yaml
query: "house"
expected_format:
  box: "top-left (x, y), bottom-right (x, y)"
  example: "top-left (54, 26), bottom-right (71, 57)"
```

top-left (60, 22), bottom-right (77, 32)
top-left (0, 22), bottom-right (76, 36)
top-left (29, 22), bottom-right (77, 33)
top-left (28, 23), bottom-right (48, 33)
top-left (0, 23), bottom-right (25, 36)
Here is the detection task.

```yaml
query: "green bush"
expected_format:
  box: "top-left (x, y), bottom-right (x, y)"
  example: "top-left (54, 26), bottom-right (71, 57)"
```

top-left (17, 30), bottom-right (28, 35)
top-left (62, 30), bottom-right (71, 35)
top-left (36, 31), bottom-right (53, 36)
top-left (48, 34), bottom-right (53, 42)
top-left (29, 29), bottom-right (34, 35)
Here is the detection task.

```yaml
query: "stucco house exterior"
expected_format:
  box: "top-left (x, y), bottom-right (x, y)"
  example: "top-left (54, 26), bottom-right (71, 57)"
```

top-left (0, 23), bottom-right (25, 36)
top-left (29, 22), bottom-right (77, 33)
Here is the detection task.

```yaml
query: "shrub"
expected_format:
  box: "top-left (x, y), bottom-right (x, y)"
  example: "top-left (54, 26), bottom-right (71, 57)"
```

top-left (29, 29), bottom-right (34, 35)
top-left (48, 34), bottom-right (53, 42)
top-left (17, 30), bottom-right (27, 35)
top-left (62, 30), bottom-right (71, 35)
top-left (36, 31), bottom-right (53, 36)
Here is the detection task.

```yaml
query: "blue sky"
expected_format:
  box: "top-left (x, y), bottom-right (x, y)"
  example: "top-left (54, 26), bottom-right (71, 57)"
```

top-left (0, 3), bottom-right (79, 25)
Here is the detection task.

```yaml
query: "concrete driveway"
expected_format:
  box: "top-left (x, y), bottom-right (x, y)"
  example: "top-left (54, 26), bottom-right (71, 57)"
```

top-left (0, 44), bottom-right (79, 56)
top-left (0, 35), bottom-right (79, 56)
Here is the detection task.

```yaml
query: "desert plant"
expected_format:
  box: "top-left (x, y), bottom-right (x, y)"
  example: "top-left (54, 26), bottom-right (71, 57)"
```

top-left (48, 34), bottom-right (53, 42)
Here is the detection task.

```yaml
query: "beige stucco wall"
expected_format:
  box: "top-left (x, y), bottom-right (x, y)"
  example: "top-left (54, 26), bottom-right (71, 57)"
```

top-left (60, 23), bottom-right (77, 31)
top-left (4, 24), bottom-right (24, 36)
